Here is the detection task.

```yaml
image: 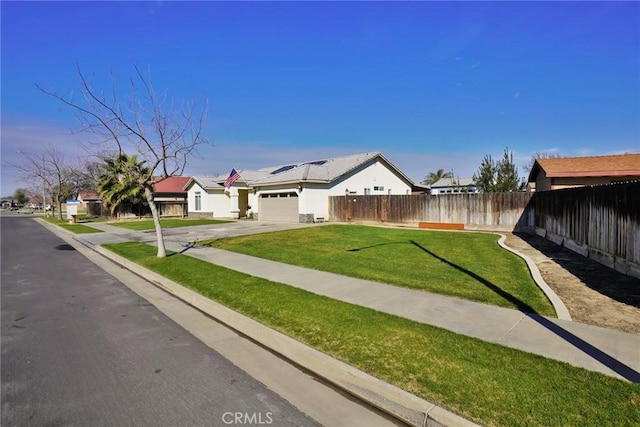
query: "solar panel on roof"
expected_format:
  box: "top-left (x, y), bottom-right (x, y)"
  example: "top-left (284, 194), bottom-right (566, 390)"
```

top-left (270, 165), bottom-right (297, 174)
top-left (304, 160), bottom-right (327, 166)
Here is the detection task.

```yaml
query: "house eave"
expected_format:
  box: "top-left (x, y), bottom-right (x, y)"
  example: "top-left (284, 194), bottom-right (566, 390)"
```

top-left (252, 179), bottom-right (330, 188)
top-left (545, 170), bottom-right (640, 178)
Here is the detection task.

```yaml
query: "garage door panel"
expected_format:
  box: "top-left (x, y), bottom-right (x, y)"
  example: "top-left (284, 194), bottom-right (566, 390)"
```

top-left (259, 194), bottom-right (299, 222)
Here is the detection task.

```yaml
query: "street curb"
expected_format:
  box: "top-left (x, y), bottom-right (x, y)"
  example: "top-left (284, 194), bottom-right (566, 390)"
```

top-left (37, 220), bottom-right (479, 427)
top-left (495, 233), bottom-right (572, 321)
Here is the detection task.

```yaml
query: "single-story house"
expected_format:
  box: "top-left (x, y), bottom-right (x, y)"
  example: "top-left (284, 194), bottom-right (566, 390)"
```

top-left (528, 153), bottom-right (640, 191)
top-left (153, 176), bottom-right (190, 217)
top-left (77, 191), bottom-right (102, 216)
top-left (97, 176), bottom-right (191, 218)
top-left (186, 152), bottom-right (414, 222)
top-left (429, 177), bottom-right (477, 195)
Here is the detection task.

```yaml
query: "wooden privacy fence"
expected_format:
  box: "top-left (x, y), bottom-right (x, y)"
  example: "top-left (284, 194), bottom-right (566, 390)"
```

top-left (533, 181), bottom-right (640, 270)
top-left (329, 182), bottom-right (639, 276)
top-left (328, 192), bottom-right (534, 231)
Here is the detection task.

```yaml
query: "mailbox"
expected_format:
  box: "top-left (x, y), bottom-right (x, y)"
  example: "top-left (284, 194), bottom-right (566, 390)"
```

top-left (66, 199), bottom-right (80, 223)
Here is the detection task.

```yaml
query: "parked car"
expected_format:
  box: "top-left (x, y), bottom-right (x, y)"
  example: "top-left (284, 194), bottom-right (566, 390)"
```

top-left (17, 207), bottom-right (35, 214)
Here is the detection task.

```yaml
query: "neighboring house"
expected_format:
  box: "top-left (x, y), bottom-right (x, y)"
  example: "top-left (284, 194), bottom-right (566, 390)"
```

top-left (1, 200), bottom-right (13, 209)
top-left (27, 197), bottom-right (42, 208)
top-left (429, 177), bottom-right (477, 195)
top-left (153, 176), bottom-right (190, 217)
top-left (528, 153), bottom-right (640, 191)
top-left (101, 176), bottom-right (190, 219)
top-left (186, 152), bottom-right (414, 222)
top-left (77, 190), bottom-right (102, 216)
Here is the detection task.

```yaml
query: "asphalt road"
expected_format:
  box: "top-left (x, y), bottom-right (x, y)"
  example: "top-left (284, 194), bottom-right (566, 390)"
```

top-left (1, 216), bottom-right (321, 426)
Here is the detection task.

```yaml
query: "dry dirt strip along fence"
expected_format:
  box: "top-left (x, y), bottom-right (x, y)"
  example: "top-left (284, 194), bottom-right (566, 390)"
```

top-left (533, 181), bottom-right (640, 278)
top-left (328, 181), bottom-right (640, 279)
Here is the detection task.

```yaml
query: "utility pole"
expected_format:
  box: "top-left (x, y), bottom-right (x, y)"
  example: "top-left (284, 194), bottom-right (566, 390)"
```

top-left (42, 156), bottom-right (47, 217)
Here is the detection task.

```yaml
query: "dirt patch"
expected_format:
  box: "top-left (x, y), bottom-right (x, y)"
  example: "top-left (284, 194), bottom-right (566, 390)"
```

top-left (503, 233), bottom-right (640, 334)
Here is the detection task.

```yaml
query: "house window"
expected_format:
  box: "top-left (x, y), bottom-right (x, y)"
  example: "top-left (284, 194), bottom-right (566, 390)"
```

top-left (374, 186), bottom-right (384, 191)
top-left (364, 188), bottom-right (371, 195)
top-left (195, 192), bottom-right (201, 211)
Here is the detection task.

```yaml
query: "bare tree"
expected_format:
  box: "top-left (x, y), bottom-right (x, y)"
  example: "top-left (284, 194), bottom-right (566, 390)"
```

top-left (12, 145), bottom-right (66, 219)
top-left (66, 157), bottom-right (102, 196)
top-left (37, 64), bottom-right (211, 257)
top-left (12, 145), bottom-right (106, 218)
top-left (524, 151), bottom-right (563, 173)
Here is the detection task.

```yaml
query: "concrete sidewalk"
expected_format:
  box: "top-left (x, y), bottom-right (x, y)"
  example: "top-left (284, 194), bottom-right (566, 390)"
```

top-left (76, 221), bottom-right (640, 383)
top-left (163, 242), bottom-right (640, 382)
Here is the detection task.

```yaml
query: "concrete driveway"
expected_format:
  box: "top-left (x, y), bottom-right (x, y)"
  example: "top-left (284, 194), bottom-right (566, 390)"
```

top-left (73, 219), bottom-right (327, 250)
top-left (160, 220), bottom-right (325, 242)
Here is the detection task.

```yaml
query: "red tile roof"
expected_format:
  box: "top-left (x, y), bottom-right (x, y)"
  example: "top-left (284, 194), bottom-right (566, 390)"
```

top-left (78, 191), bottom-right (101, 200)
top-left (153, 176), bottom-right (191, 193)
top-left (531, 153), bottom-right (640, 179)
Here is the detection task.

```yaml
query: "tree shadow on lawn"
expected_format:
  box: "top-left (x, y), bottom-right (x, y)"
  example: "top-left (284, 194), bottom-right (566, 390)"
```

top-left (407, 239), bottom-right (537, 314)
top-left (408, 239), bottom-right (640, 383)
top-left (349, 239), bottom-right (640, 383)
top-left (346, 241), bottom-right (407, 252)
top-left (514, 232), bottom-right (640, 309)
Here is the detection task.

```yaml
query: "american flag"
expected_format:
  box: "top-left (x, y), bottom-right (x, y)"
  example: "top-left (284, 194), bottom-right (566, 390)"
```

top-left (224, 168), bottom-right (241, 188)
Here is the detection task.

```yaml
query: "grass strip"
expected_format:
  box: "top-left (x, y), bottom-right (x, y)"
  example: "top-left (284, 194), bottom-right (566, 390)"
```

top-left (43, 217), bottom-right (103, 234)
top-left (109, 218), bottom-right (234, 231)
top-left (103, 241), bottom-right (640, 427)
top-left (201, 225), bottom-right (555, 316)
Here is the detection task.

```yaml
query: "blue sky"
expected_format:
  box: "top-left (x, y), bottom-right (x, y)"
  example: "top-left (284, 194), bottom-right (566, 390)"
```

top-left (2, 1), bottom-right (639, 196)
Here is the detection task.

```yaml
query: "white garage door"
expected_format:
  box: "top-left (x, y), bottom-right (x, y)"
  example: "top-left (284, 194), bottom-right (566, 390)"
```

top-left (259, 192), bottom-right (299, 222)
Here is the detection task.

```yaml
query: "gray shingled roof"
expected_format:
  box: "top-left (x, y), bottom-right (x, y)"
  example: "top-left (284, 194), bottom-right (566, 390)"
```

top-left (191, 152), bottom-right (413, 188)
top-left (252, 152), bottom-right (385, 185)
top-left (189, 176), bottom-right (225, 190)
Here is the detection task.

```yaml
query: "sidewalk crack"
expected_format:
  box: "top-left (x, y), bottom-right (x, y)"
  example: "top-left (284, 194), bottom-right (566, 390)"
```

top-left (496, 315), bottom-right (525, 344)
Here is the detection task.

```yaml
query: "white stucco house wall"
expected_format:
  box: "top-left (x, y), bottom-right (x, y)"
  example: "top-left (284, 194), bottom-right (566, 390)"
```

top-left (185, 152), bottom-right (414, 222)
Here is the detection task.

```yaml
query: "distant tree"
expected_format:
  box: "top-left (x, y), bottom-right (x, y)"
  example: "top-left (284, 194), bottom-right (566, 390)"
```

top-left (473, 147), bottom-right (523, 192)
top-left (45, 145), bottom-right (73, 220)
top-left (473, 155), bottom-right (496, 193)
top-left (524, 151), bottom-right (563, 173)
top-left (12, 145), bottom-right (71, 220)
top-left (421, 169), bottom-right (453, 186)
top-left (495, 148), bottom-right (521, 192)
top-left (38, 64), bottom-right (211, 258)
top-left (13, 188), bottom-right (29, 205)
top-left (66, 158), bottom-right (103, 197)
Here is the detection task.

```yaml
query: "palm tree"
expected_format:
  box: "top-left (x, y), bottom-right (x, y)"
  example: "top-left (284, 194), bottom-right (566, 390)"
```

top-left (98, 154), bottom-right (151, 217)
top-left (421, 169), bottom-right (453, 186)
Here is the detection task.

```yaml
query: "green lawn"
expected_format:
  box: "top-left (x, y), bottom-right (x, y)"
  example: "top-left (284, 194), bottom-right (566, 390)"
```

top-left (109, 218), bottom-right (234, 231)
top-left (103, 241), bottom-right (640, 427)
top-left (201, 225), bottom-right (555, 316)
top-left (43, 217), bottom-right (103, 234)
